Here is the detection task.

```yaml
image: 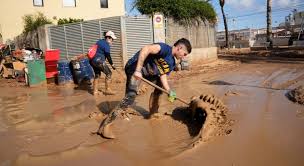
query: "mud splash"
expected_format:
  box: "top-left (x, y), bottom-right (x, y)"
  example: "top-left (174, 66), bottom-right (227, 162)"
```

top-left (189, 94), bottom-right (233, 146)
top-left (287, 85), bottom-right (304, 105)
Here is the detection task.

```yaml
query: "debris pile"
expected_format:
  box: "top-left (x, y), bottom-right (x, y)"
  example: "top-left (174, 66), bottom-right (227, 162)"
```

top-left (0, 43), bottom-right (42, 82)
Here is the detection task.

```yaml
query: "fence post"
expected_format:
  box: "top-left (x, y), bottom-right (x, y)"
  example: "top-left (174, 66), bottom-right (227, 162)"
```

top-left (99, 20), bottom-right (103, 39)
top-left (63, 26), bottom-right (69, 60)
top-left (120, 16), bottom-right (128, 67)
top-left (80, 23), bottom-right (84, 54)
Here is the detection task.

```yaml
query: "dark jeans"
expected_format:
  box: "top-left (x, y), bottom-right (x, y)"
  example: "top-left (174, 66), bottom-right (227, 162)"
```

top-left (118, 65), bottom-right (163, 110)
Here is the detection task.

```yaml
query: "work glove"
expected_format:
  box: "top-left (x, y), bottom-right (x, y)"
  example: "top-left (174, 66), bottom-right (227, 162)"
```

top-left (111, 64), bottom-right (116, 70)
top-left (168, 90), bottom-right (177, 102)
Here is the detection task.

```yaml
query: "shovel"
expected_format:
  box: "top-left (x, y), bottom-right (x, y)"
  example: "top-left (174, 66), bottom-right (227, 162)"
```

top-left (139, 77), bottom-right (190, 106)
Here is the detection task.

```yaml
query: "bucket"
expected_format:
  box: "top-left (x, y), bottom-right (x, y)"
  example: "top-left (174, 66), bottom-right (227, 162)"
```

top-left (57, 60), bottom-right (73, 85)
top-left (71, 58), bottom-right (94, 84)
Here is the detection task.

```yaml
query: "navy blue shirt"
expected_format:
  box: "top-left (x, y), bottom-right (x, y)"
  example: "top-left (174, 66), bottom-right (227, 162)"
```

top-left (92, 39), bottom-right (113, 65)
top-left (126, 43), bottom-right (176, 77)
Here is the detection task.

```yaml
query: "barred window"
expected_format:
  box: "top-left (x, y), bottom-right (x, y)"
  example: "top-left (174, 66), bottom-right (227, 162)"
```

top-left (63, 0), bottom-right (76, 7)
top-left (33, 0), bottom-right (43, 7)
top-left (100, 0), bottom-right (108, 8)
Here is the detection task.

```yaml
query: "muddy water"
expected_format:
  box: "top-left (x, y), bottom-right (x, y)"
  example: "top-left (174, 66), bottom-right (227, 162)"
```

top-left (0, 62), bottom-right (304, 166)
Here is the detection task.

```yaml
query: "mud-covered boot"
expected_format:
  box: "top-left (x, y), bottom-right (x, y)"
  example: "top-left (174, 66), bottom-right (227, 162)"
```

top-left (104, 78), bottom-right (115, 95)
top-left (98, 109), bottom-right (118, 139)
top-left (91, 79), bottom-right (99, 95)
top-left (148, 92), bottom-right (161, 118)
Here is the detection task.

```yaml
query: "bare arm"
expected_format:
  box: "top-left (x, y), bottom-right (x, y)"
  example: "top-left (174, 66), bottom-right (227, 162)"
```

top-left (160, 74), bottom-right (170, 91)
top-left (135, 44), bottom-right (161, 73)
top-left (133, 44), bottom-right (161, 79)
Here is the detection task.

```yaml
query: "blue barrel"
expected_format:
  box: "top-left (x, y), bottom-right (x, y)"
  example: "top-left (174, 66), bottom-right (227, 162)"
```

top-left (57, 60), bottom-right (73, 85)
top-left (71, 58), bottom-right (94, 84)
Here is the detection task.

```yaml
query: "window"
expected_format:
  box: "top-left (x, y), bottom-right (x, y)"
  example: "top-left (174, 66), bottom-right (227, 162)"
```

top-left (100, 0), bottom-right (108, 8)
top-left (63, 0), bottom-right (76, 7)
top-left (33, 0), bottom-right (43, 7)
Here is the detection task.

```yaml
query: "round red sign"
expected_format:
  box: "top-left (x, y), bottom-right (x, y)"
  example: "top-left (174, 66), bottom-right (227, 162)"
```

top-left (155, 16), bottom-right (162, 23)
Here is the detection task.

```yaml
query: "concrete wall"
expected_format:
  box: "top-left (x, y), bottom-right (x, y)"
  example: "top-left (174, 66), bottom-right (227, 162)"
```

top-left (166, 19), bottom-right (216, 48)
top-left (272, 38), bottom-right (289, 46)
top-left (14, 30), bottom-right (39, 49)
top-left (187, 47), bottom-right (218, 66)
top-left (37, 24), bottom-right (51, 52)
top-left (0, 0), bottom-right (125, 42)
top-left (166, 19), bottom-right (217, 66)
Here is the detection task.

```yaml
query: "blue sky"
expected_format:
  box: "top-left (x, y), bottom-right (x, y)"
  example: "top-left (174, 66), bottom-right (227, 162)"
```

top-left (125, 0), bottom-right (304, 31)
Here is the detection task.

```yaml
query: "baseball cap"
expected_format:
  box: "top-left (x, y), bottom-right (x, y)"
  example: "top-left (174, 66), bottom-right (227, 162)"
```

top-left (105, 31), bottom-right (117, 40)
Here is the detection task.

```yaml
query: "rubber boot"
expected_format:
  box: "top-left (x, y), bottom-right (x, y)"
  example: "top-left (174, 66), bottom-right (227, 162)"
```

top-left (92, 79), bottom-right (99, 95)
top-left (98, 109), bottom-right (119, 139)
top-left (104, 78), bottom-right (115, 95)
top-left (148, 92), bottom-right (161, 118)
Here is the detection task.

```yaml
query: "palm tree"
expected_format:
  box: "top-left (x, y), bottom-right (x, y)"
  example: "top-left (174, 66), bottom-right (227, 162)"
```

top-left (219, 0), bottom-right (229, 48)
top-left (266, 0), bottom-right (273, 47)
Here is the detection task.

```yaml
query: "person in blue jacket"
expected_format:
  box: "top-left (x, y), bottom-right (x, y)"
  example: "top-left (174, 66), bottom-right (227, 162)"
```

top-left (90, 31), bottom-right (117, 95)
top-left (99, 38), bottom-right (192, 138)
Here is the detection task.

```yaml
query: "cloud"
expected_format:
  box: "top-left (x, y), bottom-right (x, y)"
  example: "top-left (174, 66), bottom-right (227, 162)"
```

top-left (226, 0), bottom-right (254, 8)
top-left (276, 0), bottom-right (300, 7)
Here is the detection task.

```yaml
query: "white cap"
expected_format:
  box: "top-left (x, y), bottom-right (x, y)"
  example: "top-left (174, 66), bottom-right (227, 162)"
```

top-left (105, 31), bottom-right (117, 40)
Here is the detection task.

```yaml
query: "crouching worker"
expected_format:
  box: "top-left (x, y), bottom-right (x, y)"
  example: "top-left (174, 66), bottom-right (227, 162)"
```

top-left (90, 31), bottom-right (117, 95)
top-left (99, 38), bottom-right (192, 138)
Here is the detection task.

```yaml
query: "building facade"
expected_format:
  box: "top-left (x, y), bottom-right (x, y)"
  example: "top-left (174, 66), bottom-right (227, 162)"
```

top-left (0, 0), bottom-right (125, 43)
top-left (216, 27), bottom-right (290, 48)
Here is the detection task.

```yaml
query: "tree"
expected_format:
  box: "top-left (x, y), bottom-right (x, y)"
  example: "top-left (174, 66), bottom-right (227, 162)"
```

top-left (133, 0), bottom-right (217, 25)
top-left (266, 0), bottom-right (273, 47)
top-left (22, 12), bottom-right (52, 34)
top-left (219, 0), bottom-right (228, 48)
top-left (57, 18), bottom-right (84, 25)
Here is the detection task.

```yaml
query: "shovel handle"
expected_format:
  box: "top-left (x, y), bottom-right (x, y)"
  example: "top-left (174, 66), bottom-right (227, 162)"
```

top-left (139, 77), bottom-right (189, 106)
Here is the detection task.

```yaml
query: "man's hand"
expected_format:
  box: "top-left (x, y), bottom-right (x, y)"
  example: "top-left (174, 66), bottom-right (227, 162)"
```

top-left (111, 64), bottom-right (116, 70)
top-left (133, 70), bottom-right (142, 80)
top-left (168, 90), bottom-right (176, 102)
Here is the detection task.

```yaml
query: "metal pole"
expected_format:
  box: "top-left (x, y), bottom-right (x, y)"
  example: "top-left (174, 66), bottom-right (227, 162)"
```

top-left (63, 26), bottom-right (69, 60)
top-left (298, 15), bottom-right (304, 40)
top-left (80, 23), bottom-right (84, 54)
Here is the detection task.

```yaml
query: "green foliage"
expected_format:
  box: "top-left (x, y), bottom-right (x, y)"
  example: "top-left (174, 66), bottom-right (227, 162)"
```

top-left (57, 18), bottom-right (84, 25)
top-left (22, 12), bottom-right (52, 34)
top-left (133, 0), bottom-right (217, 25)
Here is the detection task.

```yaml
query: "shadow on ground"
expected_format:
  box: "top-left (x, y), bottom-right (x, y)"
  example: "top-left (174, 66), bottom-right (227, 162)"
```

top-left (97, 101), bottom-right (149, 118)
top-left (171, 107), bottom-right (206, 137)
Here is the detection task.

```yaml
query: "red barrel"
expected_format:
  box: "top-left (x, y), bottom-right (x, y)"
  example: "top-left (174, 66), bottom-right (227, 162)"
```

top-left (45, 49), bottom-right (60, 78)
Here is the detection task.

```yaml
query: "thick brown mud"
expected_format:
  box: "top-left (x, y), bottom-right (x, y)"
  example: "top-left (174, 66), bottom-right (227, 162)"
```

top-left (287, 85), bottom-right (304, 105)
top-left (1, 60), bottom-right (304, 166)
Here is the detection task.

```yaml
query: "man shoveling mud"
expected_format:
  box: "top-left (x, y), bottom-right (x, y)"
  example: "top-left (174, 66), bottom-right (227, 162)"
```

top-left (98, 38), bottom-right (192, 139)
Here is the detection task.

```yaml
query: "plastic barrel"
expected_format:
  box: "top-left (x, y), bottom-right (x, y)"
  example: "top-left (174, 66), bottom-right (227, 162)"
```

top-left (71, 58), bottom-right (94, 84)
top-left (57, 60), bottom-right (73, 85)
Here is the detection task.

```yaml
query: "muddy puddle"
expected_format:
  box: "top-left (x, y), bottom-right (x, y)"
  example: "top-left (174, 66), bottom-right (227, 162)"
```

top-left (1, 62), bottom-right (304, 166)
